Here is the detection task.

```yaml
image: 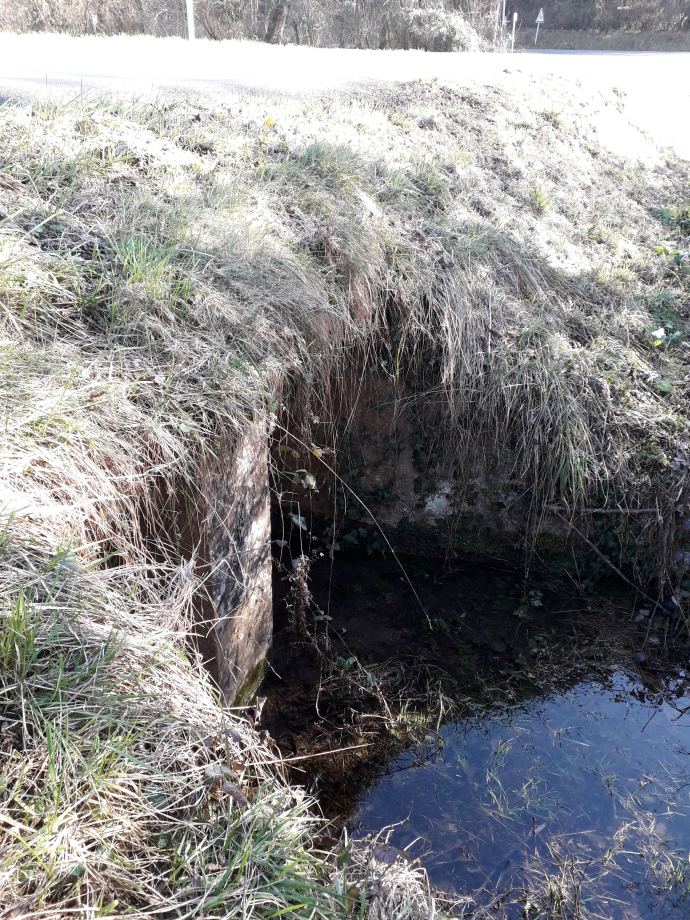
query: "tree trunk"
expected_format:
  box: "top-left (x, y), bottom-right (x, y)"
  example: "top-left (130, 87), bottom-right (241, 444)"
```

top-left (265, 1), bottom-right (288, 43)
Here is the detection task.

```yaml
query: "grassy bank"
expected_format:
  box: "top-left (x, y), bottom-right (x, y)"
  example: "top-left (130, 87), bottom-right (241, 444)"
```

top-left (518, 27), bottom-right (690, 51)
top-left (0, 66), bottom-right (689, 916)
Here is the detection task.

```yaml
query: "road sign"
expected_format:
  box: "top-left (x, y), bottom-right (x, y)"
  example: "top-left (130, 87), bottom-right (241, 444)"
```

top-left (535, 8), bottom-right (543, 44)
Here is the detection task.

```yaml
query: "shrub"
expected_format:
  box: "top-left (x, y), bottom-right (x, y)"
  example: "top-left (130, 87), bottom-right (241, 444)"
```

top-left (403, 7), bottom-right (481, 51)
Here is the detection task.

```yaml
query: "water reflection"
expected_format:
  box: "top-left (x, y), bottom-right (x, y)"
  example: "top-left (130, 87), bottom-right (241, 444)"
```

top-left (352, 672), bottom-right (690, 918)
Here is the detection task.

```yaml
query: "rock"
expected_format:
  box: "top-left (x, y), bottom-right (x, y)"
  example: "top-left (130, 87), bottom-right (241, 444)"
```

top-left (634, 652), bottom-right (647, 664)
top-left (373, 846), bottom-right (412, 865)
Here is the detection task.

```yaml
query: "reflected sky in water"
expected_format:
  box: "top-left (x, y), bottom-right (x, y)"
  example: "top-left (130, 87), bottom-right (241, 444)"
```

top-left (352, 672), bottom-right (690, 918)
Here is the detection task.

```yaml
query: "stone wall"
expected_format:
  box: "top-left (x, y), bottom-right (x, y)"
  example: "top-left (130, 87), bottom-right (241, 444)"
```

top-left (193, 422), bottom-right (273, 704)
top-left (274, 370), bottom-right (566, 559)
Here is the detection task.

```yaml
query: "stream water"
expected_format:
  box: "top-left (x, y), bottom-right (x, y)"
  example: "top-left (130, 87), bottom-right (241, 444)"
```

top-left (351, 670), bottom-right (690, 918)
top-left (266, 548), bottom-right (690, 916)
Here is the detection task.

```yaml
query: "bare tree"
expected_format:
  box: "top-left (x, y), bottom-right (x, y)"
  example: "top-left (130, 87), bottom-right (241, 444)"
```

top-left (265, 0), bottom-right (289, 42)
top-left (12, 0), bottom-right (684, 48)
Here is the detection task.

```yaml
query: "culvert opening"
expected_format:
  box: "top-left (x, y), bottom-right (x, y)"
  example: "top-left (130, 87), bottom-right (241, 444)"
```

top-left (262, 502), bottom-right (690, 917)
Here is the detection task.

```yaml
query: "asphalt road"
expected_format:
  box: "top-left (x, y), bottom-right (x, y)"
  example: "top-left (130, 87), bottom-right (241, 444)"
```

top-left (1, 34), bottom-right (688, 157)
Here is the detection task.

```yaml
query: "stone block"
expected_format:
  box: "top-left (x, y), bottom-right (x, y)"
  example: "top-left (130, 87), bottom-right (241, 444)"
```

top-left (198, 423), bottom-right (272, 704)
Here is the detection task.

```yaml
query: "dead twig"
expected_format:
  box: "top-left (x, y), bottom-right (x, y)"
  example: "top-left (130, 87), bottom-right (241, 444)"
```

top-left (281, 742), bottom-right (373, 763)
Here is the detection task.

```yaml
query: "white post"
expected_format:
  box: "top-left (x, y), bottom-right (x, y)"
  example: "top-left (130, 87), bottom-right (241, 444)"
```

top-left (186, 0), bottom-right (195, 40)
top-left (511, 12), bottom-right (517, 51)
top-left (534, 21), bottom-right (540, 44)
top-left (502, 0), bottom-right (507, 25)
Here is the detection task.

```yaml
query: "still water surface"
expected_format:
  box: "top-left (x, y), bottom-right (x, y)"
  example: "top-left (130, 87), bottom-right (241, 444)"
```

top-left (352, 672), bottom-right (690, 918)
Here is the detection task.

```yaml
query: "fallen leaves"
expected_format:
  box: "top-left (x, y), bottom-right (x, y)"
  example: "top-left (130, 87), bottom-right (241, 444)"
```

top-left (222, 782), bottom-right (249, 807)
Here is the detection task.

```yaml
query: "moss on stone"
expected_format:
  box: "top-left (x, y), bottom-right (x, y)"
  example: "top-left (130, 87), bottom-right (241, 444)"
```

top-left (233, 649), bottom-right (272, 707)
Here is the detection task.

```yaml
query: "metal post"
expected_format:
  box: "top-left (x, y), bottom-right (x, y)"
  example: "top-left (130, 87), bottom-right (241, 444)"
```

top-left (511, 12), bottom-right (517, 51)
top-left (534, 21), bottom-right (540, 44)
top-left (502, 0), bottom-right (507, 25)
top-left (186, 0), bottom-right (195, 40)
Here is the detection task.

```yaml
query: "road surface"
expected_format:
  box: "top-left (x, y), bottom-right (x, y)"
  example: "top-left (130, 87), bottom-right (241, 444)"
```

top-left (0, 34), bottom-right (688, 157)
